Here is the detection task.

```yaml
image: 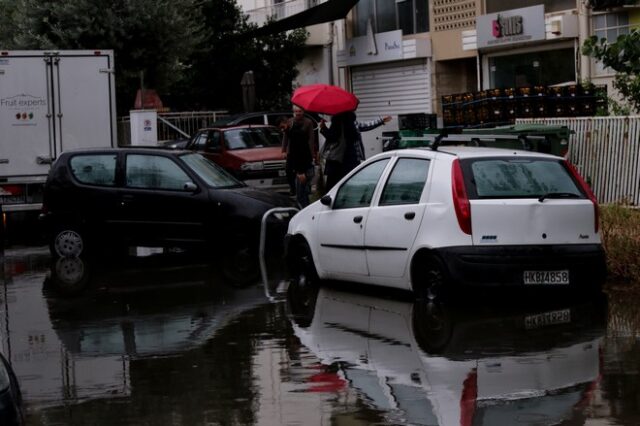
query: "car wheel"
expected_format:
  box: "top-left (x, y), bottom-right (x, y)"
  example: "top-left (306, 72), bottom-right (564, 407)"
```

top-left (222, 235), bottom-right (260, 286)
top-left (418, 255), bottom-right (449, 301)
top-left (50, 225), bottom-right (85, 258)
top-left (289, 240), bottom-right (319, 288)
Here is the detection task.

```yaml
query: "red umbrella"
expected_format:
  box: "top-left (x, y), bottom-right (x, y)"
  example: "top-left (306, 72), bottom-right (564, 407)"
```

top-left (291, 84), bottom-right (359, 115)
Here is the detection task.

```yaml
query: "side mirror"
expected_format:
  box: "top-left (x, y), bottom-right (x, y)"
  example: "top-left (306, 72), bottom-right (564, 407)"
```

top-left (183, 182), bottom-right (198, 192)
top-left (320, 195), bottom-right (332, 206)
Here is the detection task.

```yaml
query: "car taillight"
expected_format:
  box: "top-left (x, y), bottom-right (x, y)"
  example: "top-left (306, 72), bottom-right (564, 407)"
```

top-left (0, 185), bottom-right (23, 195)
top-left (565, 160), bottom-right (599, 233)
top-left (451, 159), bottom-right (472, 235)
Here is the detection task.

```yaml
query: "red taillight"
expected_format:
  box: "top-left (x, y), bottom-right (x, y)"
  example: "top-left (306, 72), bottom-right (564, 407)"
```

top-left (0, 185), bottom-right (23, 196)
top-left (565, 160), bottom-right (599, 233)
top-left (452, 159), bottom-right (472, 235)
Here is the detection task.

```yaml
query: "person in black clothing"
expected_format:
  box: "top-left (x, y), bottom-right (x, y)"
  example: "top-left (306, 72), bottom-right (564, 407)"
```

top-left (320, 112), bottom-right (391, 191)
top-left (282, 106), bottom-right (316, 207)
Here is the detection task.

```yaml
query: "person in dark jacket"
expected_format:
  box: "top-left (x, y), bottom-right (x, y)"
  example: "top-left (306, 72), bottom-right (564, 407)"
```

top-left (320, 112), bottom-right (391, 191)
top-left (282, 106), bottom-right (316, 207)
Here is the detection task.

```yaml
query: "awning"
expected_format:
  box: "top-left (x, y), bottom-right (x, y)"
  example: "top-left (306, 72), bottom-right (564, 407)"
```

top-left (245, 0), bottom-right (359, 37)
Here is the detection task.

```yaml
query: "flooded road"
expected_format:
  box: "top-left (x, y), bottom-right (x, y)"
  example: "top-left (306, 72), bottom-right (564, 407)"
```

top-left (1, 245), bottom-right (639, 426)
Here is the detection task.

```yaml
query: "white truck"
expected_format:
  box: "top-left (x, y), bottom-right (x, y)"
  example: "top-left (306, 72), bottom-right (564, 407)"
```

top-left (0, 50), bottom-right (116, 238)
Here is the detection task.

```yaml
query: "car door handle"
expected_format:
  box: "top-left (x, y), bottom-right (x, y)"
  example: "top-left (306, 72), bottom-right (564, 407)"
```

top-left (353, 215), bottom-right (363, 223)
top-left (120, 194), bottom-right (135, 206)
top-left (404, 212), bottom-right (416, 220)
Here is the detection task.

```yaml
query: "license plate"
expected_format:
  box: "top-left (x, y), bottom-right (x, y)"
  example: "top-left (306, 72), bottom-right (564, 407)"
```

top-left (523, 270), bottom-right (569, 285)
top-left (278, 170), bottom-right (286, 177)
top-left (524, 309), bottom-right (571, 329)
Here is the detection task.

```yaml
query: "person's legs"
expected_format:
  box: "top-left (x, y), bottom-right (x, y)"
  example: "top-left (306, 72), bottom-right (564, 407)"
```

top-left (295, 167), bottom-right (315, 207)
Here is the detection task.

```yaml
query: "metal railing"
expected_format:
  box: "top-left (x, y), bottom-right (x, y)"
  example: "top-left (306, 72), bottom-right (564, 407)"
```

top-left (245, 0), bottom-right (322, 26)
top-left (117, 111), bottom-right (229, 145)
top-left (517, 116), bottom-right (640, 206)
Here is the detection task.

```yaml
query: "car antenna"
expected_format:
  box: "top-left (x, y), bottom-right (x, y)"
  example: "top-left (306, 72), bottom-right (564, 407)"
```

top-left (430, 129), bottom-right (448, 151)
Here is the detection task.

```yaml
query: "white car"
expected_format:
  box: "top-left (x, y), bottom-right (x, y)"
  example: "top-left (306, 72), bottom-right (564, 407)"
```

top-left (285, 146), bottom-right (606, 297)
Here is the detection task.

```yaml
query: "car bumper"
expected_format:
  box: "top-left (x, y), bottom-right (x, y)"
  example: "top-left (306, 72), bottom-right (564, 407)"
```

top-left (437, 244), bottom-right (607, 288)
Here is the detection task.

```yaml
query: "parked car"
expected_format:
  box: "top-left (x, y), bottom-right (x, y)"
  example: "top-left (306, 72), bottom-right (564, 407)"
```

top-left (178, 125), bottom-right (289, 190)
top-left (40, 148), bottom-right (295, 258)
top-left (0, 353), bottom-right (23, 426)
top-left (210, 111), bottom-right (321, 128)
top-left (285, 146), bottom-right (606, 298)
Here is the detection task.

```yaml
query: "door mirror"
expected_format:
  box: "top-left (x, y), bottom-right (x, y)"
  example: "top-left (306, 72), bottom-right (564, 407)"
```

top-left (320, 195), bottom-right (332, 206)
top-left (183, 182), bottom-right (198, 192)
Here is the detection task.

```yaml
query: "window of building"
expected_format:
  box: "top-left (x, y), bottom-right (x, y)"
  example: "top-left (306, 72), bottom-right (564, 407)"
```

top-left (591, 12), bottom-right (635, 75)
top-left (593, 12), bottom-right (630, 42)
top-left (486, 0), bottom-right (575, 14)
top-left (354, 0), bottom-right (429, 36)
top-left (488, 48), bottom-right (575, 89)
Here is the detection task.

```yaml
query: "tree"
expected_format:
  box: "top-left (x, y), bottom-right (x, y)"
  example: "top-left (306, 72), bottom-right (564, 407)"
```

top-left (1, 0), bottom-right (307, 114)
top-left (4, 0), bottom-right (204, 114)
top-left (177, 2), bottom-right (307, 112)
top-left (582, 29), bottom-right (640, 114)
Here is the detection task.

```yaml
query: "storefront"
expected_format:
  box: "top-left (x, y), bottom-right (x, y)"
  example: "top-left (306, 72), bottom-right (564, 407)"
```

top-left (475, 5), bottom-right (579, 90)
top-left (337, 30), bottom-right (432, 156)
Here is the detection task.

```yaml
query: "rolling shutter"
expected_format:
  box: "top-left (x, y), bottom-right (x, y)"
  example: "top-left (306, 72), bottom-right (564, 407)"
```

top-left (351, 59), bottom-right (432, 122)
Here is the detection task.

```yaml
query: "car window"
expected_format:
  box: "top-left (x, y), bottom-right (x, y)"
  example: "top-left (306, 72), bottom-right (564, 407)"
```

top-left (193, 132), bottom-right (208, 150)
top-left (208, 131), bottom-right (221, 151)
top-left (465, 158), bottom-right (584, 199)
top-left (180, 153), bottom-right (242, 188)
top-left (69, 154), bottom-right (117, 186)
top-left (125, 154), bottom-right (194, 190)
top-left (334, 159), bottom-right (390, 210)
top-left (224, 128), bottom-right (280, 150)
top-left (237, 116), bottom-right (266, 125)
top-left (379, 158), bottom-right (430, 205)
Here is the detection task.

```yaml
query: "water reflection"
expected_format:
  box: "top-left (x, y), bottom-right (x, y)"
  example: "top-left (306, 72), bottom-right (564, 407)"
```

top-left (44, 255), bottom-right (269, 358)
top-left (287, 283), bottom-right (607, 426)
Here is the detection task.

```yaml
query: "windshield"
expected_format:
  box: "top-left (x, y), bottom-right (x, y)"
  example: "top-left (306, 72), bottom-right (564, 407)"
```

top-left (180, 153), bottom-right (243, 188)
top-left (224, 128), bottom-right (281, 150)
top-left (463, 158), bottom-right (584, 199)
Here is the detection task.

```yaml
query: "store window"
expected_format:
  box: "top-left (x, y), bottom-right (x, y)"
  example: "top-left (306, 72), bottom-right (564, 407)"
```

top-left (354, 0), bottom-right (429, 36)
top-left (489, 48), bottom-right (576, 89)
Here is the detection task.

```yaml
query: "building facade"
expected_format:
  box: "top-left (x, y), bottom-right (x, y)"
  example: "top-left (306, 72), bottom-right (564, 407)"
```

top-left (241, 0), bottom-right (640, 156)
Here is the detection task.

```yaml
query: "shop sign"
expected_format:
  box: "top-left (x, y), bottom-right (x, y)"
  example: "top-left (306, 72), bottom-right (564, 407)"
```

top-left (339, 30), bottom-right (403, 66)
top-left (476, 5), bottom-right (545, 49)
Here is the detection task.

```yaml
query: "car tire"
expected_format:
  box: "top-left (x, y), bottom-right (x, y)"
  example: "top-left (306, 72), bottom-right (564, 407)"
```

top-left (289, 240), bottom-right (319, 288)
top-left (50, 224), bottom-right (86, 258)
top-left (221, 235), bottom-right (260, 286)
top-left (417, 255), bottom-right (449, 301)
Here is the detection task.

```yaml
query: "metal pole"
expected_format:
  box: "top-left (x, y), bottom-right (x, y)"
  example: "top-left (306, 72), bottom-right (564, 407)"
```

top-left (259, 207), bottom-right (299, 302)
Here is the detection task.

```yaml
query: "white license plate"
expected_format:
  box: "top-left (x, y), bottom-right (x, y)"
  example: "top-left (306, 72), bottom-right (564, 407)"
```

top-left (278, 170), bottom-right (286, 177)
top-left (524, 309), bottom-right (571, 329)
top-left (523, 270), bottom-right (569, 285)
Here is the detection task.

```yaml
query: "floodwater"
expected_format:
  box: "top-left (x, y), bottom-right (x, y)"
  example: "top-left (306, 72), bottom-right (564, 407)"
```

top-left (1, 245), bottom-right (639, 426)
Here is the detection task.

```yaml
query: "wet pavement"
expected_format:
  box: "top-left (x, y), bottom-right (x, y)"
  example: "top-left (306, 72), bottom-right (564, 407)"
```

top-left (1, 245), bottom-right (640, 426)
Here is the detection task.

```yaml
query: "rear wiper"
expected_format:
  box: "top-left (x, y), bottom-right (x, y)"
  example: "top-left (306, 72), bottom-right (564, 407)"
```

top-left (538, 192), bottom-right (581, 202)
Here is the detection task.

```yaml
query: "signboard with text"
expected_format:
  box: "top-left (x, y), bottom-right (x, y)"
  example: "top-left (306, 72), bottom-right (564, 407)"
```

top-left (476, 5), bottom-right (545, 49)
top-left (340, 30), bottom-right (403, 66)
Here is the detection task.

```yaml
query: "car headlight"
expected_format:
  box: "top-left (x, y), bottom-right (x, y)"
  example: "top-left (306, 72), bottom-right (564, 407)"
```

top-left (241, 161), bottom-right (264, 171)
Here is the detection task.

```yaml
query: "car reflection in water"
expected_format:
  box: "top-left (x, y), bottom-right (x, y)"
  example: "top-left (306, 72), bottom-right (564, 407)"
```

top-left (287, 282), bottom-right (606, 426)
top-left (44, 254), bottom-right (271, 359)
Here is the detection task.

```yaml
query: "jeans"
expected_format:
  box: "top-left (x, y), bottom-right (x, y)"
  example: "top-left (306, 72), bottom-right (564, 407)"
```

top-left (295, 166), bottom-right (315, 208)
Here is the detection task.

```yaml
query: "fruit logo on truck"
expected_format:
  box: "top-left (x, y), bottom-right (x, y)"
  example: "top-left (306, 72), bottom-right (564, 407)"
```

top-left (0, 93), bottom-right (46, 127)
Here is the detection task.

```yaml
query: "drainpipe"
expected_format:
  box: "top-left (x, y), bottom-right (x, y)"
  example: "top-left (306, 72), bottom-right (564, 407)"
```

top-left (578, 1), bottom-right (591, 83)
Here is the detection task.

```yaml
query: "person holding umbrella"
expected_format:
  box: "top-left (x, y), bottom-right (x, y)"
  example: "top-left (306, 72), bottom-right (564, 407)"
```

top-left (281, 105), bottom-right (316, 207)
top-left (320, 113), bottom-right (391, 191)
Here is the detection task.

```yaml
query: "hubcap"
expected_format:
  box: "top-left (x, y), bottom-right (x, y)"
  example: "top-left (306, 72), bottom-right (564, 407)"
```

top-left (54, 230), bottom-right (84, 257)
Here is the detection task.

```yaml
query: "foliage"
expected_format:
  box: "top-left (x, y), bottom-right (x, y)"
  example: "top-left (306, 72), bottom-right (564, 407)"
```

top-left (177, 5), bottom-right (308, 112)
top-left (600, 204), bottom-right (640, 283)
top-left (1, 0), bottom-right (308, 114)
top-left (582, 29), bottom-right (640, 114)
